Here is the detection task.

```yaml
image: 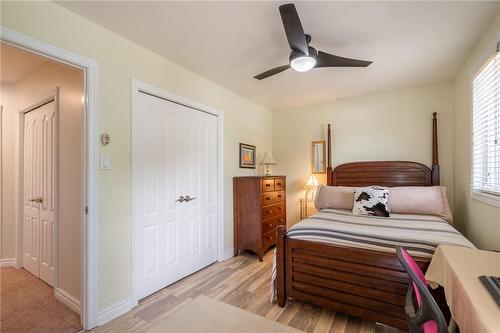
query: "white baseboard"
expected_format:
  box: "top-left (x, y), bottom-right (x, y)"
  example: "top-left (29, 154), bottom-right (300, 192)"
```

top-left (222, 248), bottom-right (234, 261)
top-left (55, 288), bottom-right (81, 314)
top-left (97, 298), bottom-right (133, 326)
top-left (0, 258), bottom-right (17, 267)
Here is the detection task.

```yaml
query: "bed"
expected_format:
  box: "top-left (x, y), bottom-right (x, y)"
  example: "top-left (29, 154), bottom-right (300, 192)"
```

top-left (274, 113), bottom-right (475, 329)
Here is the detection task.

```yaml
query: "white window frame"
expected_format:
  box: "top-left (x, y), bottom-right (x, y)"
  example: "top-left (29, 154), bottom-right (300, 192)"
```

top-left (470, 33), bottom-right (500, 208)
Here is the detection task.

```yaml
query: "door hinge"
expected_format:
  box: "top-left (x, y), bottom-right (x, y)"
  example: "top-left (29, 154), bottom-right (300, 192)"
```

top-left (85, 206), bottom-right (88, 215)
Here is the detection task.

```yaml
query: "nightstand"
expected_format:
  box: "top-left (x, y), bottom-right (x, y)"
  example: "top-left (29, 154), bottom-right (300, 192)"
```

top-left (299, 198), bottom-right (316, 220)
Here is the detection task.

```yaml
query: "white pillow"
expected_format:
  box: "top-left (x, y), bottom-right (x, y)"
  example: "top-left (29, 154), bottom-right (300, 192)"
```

top-left (314, 185), bottom-right (355, 210)
top-left (352, 186), bottom-right (390, 217)
top-left (388, 186), bottom-right (453, 224)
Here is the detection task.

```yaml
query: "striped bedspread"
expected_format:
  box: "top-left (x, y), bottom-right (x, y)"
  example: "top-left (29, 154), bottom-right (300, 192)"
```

top-left (270, 209), bottom-right (475, 302)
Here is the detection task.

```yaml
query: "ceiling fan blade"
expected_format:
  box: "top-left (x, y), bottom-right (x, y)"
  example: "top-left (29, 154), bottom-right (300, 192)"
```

top-left (254, 65), bottom-right (290, 80)
top-left (316, 51), bottom-right (372, 68)
top-left (279, 4), bottom-right (308, 55)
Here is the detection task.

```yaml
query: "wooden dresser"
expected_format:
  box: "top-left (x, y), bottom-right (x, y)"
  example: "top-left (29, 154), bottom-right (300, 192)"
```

top-left (233, 176), bottom-right (286, 261)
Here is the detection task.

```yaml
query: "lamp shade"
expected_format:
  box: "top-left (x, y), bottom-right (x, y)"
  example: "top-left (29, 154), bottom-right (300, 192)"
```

top-left (261, 152), bottom-right (276, 165)
top-left (304, 175), bottom-right (319, 188)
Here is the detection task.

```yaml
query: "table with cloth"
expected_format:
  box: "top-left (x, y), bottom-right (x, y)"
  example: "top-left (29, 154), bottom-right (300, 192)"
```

top-left (425, 245), bottom-right (500, 333)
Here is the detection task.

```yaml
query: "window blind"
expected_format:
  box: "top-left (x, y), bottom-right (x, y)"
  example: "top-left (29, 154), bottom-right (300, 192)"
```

top-left (472, 44), bottom-right (500, 196)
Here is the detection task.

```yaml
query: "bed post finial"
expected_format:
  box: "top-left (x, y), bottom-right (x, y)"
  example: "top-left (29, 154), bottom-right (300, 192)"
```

top-left (432, 112), bottom-right (440, 185)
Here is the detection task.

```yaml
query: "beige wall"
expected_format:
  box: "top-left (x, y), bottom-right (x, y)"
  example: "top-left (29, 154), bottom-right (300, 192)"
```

top-left (453, 12), bottom-right (500, 251)
top-left (1, 1), bottom-right (272, 311)
top-left (1, 82), bottom-right (18, 261)
top-left (273, 82), bottom-right (454, 226)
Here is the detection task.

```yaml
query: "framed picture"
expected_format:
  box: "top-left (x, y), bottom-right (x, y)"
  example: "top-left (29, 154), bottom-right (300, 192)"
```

top-left (239, 143), bottom-right (256, 169)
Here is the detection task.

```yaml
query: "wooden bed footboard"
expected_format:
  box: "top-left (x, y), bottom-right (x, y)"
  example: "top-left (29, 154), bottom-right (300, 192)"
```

top-left (276, 226), bottom-right (449, 330)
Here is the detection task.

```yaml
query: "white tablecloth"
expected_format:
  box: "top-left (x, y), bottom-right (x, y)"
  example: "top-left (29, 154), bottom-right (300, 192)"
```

top-left (425, 245), bottom-right (500, 333)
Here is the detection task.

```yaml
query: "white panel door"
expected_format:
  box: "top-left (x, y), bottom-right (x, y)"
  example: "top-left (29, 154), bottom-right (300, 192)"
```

top-left (137, 92), bottom-right (218, 299)
top-left (23, 101), bottom-right (56, 286)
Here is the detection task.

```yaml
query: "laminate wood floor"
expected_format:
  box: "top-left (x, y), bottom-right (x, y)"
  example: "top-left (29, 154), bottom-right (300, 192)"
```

top-left (93, 252), bottom-right (403, 333)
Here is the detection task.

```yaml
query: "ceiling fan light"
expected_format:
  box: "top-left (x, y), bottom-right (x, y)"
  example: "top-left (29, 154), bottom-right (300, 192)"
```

top-left (290, 55), bottom-right (316, 72)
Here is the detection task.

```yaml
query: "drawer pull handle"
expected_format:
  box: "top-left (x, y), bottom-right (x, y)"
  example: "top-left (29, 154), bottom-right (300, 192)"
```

top-left (278, 207), bottom-right (283, 210)
top-left (267, 210), bottom-right (272, 214)
top-left (279, 219), bottom-right (284, 222)
top-left (277, 195), bottom-right (282, 198)
top-left (266, 184), bottom-right (271, 187)
top-left (266, 197), bottom-right (271, 200)
top-left (267, 236), bottom-right (273, 240)
top-left (268, 224), bottom-right (273, 227)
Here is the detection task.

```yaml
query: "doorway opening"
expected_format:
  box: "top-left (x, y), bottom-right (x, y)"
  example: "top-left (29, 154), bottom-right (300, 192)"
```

top-left (1, 41), bottom-right (84, 332)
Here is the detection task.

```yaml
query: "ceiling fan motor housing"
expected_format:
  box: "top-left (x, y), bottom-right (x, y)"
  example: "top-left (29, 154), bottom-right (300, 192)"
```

top-left (289, 47), bottom-right (318, 62)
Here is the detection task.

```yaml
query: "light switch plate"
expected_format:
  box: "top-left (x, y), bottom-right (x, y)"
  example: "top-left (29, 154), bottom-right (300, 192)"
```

top-left (101, 155), bottom-right (111, 170)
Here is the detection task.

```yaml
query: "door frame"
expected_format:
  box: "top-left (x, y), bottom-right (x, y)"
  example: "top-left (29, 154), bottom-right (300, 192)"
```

top-left (130, 79), bottom-right (224, 306)
top-left (1, 26), bottom-right (100, 329)
top-left (18, 88), bottom-right (60, 287)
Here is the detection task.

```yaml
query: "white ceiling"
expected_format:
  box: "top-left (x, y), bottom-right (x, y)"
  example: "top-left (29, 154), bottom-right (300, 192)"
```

top-left (57, 1), bottom-right (499, 110)
top-left (1, 42), bottom-right (48, 83)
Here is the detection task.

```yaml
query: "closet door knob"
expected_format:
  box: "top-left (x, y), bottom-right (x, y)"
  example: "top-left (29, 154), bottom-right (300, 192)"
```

top-left (184, 195), bottom-right (197, 202)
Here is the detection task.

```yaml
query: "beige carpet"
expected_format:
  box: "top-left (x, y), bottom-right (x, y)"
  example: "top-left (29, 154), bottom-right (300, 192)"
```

top-left (0, 267), bottom-right (82, 333)
top-left (147, 295), bottom-right (304, 333)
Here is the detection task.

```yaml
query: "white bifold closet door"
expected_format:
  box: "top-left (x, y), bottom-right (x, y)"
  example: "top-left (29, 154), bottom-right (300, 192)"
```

top-left (137, 92), bottom-right (218, 299)
top-left (22, 100), bottom-right (56, 286)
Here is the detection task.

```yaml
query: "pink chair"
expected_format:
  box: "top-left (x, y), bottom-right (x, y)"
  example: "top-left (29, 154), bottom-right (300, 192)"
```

top-left (396, 246), bottom-right (447, 333)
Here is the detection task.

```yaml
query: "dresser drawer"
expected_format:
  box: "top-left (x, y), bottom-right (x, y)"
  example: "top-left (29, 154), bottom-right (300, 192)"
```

top-left (274, 178), bottom-right (286, 190)
top-left (262, 214), bottom-right (286, 234)
top-left (262, 179), bottom-right (275, 192)
top-left (275, 215), bottom-right (286, 227)
top-left (262, 219), bottom-right (276, 234)
top-left (262, 190), bottom-right (285, 206)
top-left (262, 202), bottom-right (286, 220)
top-left (262, 230), bottom-right (276, 249)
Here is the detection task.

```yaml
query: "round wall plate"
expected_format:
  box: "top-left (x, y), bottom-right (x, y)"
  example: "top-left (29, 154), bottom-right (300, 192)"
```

top-left (101, 133), bottom-right (111, 146)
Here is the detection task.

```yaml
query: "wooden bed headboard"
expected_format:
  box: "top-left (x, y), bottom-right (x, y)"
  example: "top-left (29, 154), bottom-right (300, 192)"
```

top-left (326, 112), bottom-right (440, 187)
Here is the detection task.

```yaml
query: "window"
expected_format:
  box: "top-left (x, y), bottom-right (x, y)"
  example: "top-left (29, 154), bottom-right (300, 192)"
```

top-left (472, 43), bottom-right (500, 204)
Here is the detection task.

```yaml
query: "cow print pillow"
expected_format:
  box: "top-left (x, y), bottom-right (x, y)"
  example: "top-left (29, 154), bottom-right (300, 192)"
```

top-left (352, 186), bottom-right (390, 217)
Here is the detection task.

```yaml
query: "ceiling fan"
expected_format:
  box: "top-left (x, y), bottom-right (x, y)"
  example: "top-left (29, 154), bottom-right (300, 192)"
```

top-left (254, 3), bottom-right (372, 80)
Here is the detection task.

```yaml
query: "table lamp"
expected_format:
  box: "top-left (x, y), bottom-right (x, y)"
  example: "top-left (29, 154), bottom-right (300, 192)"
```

top-left (304, 175), bottom-right (319, 200)
top-left (261, 152), bottom-right (276, 176)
